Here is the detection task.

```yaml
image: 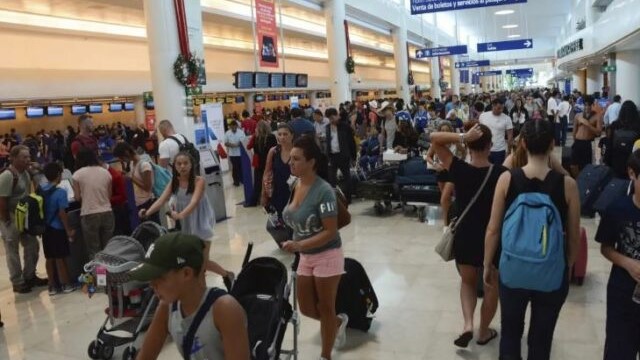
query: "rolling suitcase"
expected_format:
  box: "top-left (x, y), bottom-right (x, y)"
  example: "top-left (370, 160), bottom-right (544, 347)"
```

top-left (335, 258), bottom-right (379, 332)
top-left (571, 227), bottom-right (588, 285)
top-left (576, 164), bottom-right (613, 217)
top-left (593, 178), bottom-right (632, 214)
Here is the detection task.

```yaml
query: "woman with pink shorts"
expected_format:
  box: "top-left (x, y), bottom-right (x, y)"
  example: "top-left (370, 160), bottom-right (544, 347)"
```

top-left (281, 135), bottom-right (348, 360)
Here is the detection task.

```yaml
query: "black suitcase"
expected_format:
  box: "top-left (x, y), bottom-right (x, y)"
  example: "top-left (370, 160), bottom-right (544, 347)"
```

top-left (335, 258), bottom-right (379, 332)
top-left (399, 184), bottom-right (441, 204)
top-left (355, 180), bottom-right (396, 201)
top-left (576, 164), bottom-right (613, 217)
top-left (593, 178), bottom-right (632, 214)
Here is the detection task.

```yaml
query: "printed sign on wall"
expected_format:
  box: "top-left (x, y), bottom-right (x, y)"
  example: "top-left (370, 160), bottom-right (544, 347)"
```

top-left (410, 0), bottom-right (527, 15)
top-left (255, 0), bottom-right (279, 68)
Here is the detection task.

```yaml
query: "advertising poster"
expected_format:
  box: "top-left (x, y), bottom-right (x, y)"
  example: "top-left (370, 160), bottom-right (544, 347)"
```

top-left (290, 96), bottom-right (299, 109)
top-left (255, 0), bottom-right (279, 68)
top-left (201, 103), bottom-right (228, 171)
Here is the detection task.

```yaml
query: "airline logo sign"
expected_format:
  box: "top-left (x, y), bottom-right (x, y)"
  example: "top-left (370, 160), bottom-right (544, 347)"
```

top-left (410, 0), bottom-right (527, 15)
top-left (455, 60), bottom-right (491, 68)
top-left (416, 45), bottom-right (468, 58)
top-left (477, 39), bottom-right (533, 52)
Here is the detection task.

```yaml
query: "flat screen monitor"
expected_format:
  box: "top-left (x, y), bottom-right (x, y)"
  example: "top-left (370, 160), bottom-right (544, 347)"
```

top-left (270, 73), bottom-right (284, 88)
top-left (282, 94), bottom-right (290, 100)
top-left (284, 73), bottom-right (297, 88)
top-left (234, 71), bottom-right (254, 89)
top-left (71, 105), bottom-right (87, 115)
top-left (47, 106), bottom-right (63, 116)
top-left (124, 102), bottom-right (135, 111)
top-left (296, 74), bottom-right (308, 87)
top-left (145, 100), bottom-right (154, 109)
top-left (88, 103), bottom-right (103, 113)
top-left (254, 72), bottom-right (270, 88)
top-left (109, 103), bottom-right (123, 112)
top-left (0, 108), bottom-right (16, 120)
top-left (254, 94), bottom-right (265, 102)
top-left (26, 106), bottom-right (45, 118)
top-left (235, 96), bottom-right (245, 103)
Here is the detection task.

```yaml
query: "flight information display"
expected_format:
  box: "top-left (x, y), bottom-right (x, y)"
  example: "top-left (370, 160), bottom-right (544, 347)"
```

top-left (270, 73), bottom-right (284, 88)
top-left (284, 73), bottom-right (297, 88)
top-left (254, 72), bottom-right (270, 88)
top-left (234, 72), bottom-right (254, 89)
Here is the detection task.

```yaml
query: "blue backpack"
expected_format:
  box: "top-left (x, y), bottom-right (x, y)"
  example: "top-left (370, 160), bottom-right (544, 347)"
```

top-left (499, 169), bottom-right (566, 292)
top-left (151, 163), bottom-right (171, 198)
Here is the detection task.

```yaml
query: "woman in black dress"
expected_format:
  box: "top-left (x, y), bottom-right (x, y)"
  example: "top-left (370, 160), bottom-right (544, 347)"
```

top-left (248, 121), bottom-right (277, 206)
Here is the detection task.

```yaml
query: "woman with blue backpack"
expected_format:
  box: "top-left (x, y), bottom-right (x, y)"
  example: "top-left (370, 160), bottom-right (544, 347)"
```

top-left (483, 120), bottom-right (581, 360)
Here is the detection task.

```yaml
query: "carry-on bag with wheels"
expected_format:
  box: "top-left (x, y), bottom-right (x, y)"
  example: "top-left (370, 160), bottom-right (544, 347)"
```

top-left (335, 258), bottom-right (379, 332)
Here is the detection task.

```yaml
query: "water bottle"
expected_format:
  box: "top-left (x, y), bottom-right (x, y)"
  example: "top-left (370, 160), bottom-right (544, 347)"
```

top-left (632, 283), bottom-right (640, 304)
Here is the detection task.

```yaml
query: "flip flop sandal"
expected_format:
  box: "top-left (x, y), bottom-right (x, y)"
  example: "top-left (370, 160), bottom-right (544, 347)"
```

top-left (476, 329), bottom-right (498, 346)
top-left (454, 331), bottom-right (473, 348)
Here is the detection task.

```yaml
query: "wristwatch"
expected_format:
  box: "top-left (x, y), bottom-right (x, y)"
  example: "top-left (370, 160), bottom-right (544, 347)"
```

top-left (459, 133), bottom-right (465, 144)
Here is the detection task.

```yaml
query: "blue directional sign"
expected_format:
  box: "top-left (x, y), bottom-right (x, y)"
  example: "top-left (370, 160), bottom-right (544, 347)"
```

top-left (477, 39), bottom-right (533, 53)
top-left (460, 70), bottom-right (469, 84)
top-left (455, 60), bottom-right (491, 69)
top-left (416, 45), bottom-right (468, 58)
top-left (476, 70), bottom-right (503, 76)
top-left (410, 0), bottom-right (527, 15)
top-left (506, 68), bottom-right (534, 77)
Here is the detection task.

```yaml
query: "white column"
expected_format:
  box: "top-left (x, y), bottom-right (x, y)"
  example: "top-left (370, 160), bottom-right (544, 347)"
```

top-left (430, 58), bottom-right (441, 99)
top-left (143, 0), bottom-right (202, 142)
top-left (133, 96), bottom-right (145, 126)
top-left (586, 64), bottom-right (602, 95)
top-left (392, 25), bottom-right (411, 105)
top-left (616, 50), bottom-right (640, 105)
top-left (245, 92), bottom-right (255, 114)
top-left (450, 56), bottom-right (460, 95)
top-left (325, 0), bottom-right (350, 105)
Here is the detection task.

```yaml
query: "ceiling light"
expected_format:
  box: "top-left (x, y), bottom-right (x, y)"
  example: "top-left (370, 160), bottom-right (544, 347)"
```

top-left (502, 24), bottom-right (518, 29)
top-left (495, 9), bottom-right (515, 15)
top-left (508, 34), bottom-right (521, 38)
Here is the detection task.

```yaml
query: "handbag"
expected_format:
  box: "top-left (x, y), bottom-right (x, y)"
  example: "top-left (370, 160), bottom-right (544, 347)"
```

top-left (435, 165), bottom-right (494, 262)
top-left (335, 187), bottom-right (351, 229)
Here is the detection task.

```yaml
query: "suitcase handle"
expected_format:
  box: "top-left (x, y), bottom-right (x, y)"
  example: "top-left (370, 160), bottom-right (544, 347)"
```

top-left (241, 242), bottom-right (253, 268)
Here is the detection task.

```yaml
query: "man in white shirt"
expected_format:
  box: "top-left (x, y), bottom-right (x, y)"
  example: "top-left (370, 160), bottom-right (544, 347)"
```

top-left (557, 95), bottom-right (572, 146)
top-left (224, 121), bottom-right (246, 187)
top-left (157, 120), bottom-right (189, 169)
top-left (479, 98), bottom-right (513, 165)
top-left (547, 90), bottom-right (559, 124)
top-left (313, 109), bottom-right (329, 150)
top-left (603, 95), bottom-right (622, 127)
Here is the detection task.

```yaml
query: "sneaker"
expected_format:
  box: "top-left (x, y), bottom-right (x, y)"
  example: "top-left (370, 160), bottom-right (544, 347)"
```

top-left (62, 284), bottom-right (78, 294)
top-left (12, 283), bottom-right (32, 294)
top-left (48, 287), bottom-right (60, 296)
top-left (334, 313), bottom-right (349, 349)
top-left (223, 272), bottom-right (235, 291)
top-left (26, 276), bottom-right (48, 288)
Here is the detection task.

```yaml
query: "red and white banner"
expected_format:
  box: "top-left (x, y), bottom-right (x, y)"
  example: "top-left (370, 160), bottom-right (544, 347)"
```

top-left (255, 0), bottom-right (279, 68)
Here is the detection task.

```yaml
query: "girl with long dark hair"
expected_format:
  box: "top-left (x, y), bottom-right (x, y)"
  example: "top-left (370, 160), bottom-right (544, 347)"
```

top-left (248, 121), bottom-right (277, 206)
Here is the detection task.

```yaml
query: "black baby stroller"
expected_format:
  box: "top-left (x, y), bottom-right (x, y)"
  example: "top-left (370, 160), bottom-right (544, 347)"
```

top-left (354, 163), bottom-right (400, 215)
top-left (130, 221), bottom-right (168, 249)
top-left (231, 243), bottom-right (298, 360)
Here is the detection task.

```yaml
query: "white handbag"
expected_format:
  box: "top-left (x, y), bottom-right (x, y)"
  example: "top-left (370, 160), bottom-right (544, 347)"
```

top-left (435, 165), bottom-right (494, 262)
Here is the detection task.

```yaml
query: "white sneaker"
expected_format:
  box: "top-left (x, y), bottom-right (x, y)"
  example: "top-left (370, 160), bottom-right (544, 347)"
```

top-left (334, 313), bottom-right (349, 349)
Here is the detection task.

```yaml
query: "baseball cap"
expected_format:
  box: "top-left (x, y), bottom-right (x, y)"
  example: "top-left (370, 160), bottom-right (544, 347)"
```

top-left (129, 233), bottom-right (204, 282)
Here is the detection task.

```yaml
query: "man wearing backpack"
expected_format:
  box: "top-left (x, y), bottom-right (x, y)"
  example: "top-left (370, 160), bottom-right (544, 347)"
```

top-left (0, 145), bottom-right (47, 294)
top-left (157, 120), bottom-right (200, 169)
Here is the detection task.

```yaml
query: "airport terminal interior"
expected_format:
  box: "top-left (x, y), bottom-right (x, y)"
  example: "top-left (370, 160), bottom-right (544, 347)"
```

top-left (1, 0), bottom-right (640, 359)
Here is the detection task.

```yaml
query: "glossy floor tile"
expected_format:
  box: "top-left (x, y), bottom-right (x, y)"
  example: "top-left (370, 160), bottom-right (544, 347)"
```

top-left (0, 173), bottom-right (609, 360)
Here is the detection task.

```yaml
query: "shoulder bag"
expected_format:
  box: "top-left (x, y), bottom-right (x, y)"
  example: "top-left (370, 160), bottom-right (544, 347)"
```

top-left (435, 165), bottom-right (494, 262)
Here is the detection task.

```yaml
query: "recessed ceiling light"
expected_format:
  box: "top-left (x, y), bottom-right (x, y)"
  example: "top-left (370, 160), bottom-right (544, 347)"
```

top-left (508, 34), bottom-right (521, 38)
top-left (502, 24), bottom-right (518, 29)
top-left (495, 9), bottom-right (515, 15)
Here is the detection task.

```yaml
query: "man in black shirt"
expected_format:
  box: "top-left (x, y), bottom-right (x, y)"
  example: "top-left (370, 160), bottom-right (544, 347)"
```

top-left (595, 150), bottom-right (640, 360)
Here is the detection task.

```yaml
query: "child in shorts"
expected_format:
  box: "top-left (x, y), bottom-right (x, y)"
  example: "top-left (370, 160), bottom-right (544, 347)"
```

top-left (41, 162), bottom-right (76, 295)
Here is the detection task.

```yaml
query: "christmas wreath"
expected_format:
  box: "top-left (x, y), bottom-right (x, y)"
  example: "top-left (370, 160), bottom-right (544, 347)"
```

top-left (345, 56), bottom-right (355, 74)
top-left (173, 53), bottom-right (201, 87)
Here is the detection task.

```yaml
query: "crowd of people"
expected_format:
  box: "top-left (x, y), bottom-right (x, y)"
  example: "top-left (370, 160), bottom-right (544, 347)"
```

top-left (1, 86), bottom-right (640, 359)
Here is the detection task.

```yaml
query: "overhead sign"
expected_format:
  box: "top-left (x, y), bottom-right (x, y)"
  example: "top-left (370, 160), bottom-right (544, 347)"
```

top-left (255, 0), bottom-right (279, 68)
top-left (416, 45), bottom-right (468, 58)
top-left (410, 0), bottom-right (527, 15)
top-left (506, 68), bottom-right (534, 77)
top-left (476, 70), bottom-right (503, 76)
top-left (601, 65), bottom-right (616, 72)
top-left (557, 38), bottom-right (583, 59)
top-left (477, 39), bottom-right (533, 53)
top-left (455, 60), bottom-right (490, 68)
top-left (459, 70), bottom-right (469, 84)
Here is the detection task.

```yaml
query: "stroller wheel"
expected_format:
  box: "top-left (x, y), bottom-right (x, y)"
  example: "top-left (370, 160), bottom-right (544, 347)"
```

top-left (122, 346), bottom-right (137, 360)
top-left (101, 345), bottom-right (114, 360)
top-left (87, 341), bottom-right (101, 360)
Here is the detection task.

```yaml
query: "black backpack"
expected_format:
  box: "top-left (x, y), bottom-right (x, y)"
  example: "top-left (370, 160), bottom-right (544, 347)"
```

top-left (612, 129), bottom-right (639, 177)
top-left (168, 135), bottom-right (200, 166)
top-left (335, 258), bottom-right (379, 332)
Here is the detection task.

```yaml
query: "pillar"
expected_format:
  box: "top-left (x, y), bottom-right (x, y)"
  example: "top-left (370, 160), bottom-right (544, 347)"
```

top-left (392, 25), bottom-right (411, 105)
top-left (143, 0), bottom-right (203, 142)
top-left (450, 56), bottom-right (460, 95)
top-left (616, 50), bottom-right (640, 105)
top-left (586, 64), bottom-right (602, 95)
top-left (133, 96), bottom-right (145, 126)
top-left (325, 0), bottom-right (351, 105)
top-left (245, 92), bottom-right (255, 114)
top-left (607, 53), bottom-right (616, 99)
top-left (572, 72), bottom-right (584, 94)
top-left (430, 58), bottom-right (441, 99)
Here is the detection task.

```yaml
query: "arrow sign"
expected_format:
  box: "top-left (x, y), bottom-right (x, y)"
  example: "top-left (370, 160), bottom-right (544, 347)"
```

top-left (416, 45), bottom-right (468, 58)
top-left (475, 70), bottom-right (503, 76)
top-left (477, 39), bottom-right (534, 53)
top-left (455, 60), bottom-right (491, 69)
top-left (506, 68), bottom-right (534, 77)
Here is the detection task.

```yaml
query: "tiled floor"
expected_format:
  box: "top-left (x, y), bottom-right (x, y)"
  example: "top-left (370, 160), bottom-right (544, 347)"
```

top-left (0, 173), bottom-right (610, 360)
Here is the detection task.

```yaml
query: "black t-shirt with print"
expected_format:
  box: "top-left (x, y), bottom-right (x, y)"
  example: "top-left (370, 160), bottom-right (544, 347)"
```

top-left (595, 194), bottom-right (640, 291)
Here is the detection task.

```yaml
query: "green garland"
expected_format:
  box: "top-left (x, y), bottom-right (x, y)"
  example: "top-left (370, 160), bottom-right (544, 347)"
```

top-left (345, 56), bottom-right (355, 74)
top-left (173, 53), bottom-right (200, 87)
